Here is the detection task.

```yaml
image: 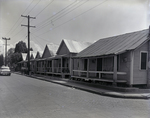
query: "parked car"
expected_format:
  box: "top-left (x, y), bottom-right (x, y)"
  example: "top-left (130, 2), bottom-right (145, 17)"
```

top-left (0, 66), bottom-right (11, 76)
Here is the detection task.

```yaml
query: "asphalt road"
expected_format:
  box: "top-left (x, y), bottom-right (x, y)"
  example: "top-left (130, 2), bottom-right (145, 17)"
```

top-left (0, 73), bottom-right (150, 118)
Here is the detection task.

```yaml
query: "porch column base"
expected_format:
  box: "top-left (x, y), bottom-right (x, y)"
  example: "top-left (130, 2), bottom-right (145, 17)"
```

top-left (113, 82), bottom-right (117, 86)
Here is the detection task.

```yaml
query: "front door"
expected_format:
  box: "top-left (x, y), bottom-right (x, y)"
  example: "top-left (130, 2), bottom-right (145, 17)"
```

top-left (97, 58), bottom-right (102, 77)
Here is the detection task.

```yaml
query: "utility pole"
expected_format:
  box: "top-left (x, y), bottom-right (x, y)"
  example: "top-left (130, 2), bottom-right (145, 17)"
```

top-left (2, 37), bottom-right (10, 66)
top-left (21, 15), bottom-right (35, 75)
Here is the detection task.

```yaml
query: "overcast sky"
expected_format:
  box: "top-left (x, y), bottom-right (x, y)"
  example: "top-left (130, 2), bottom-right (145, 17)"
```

top-left (0, 0), bottom-right (150, 54)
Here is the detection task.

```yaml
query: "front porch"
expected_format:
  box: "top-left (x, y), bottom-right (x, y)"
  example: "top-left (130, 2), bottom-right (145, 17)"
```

top-left (45, 56), bottom-right (70, 78)
top-left (71, 54), bottom-right (130, 86)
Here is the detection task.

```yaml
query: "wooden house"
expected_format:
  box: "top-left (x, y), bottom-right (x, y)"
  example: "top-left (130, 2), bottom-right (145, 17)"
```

top-left (45, 39), bottom-right (92, 77)
top-left (35, 51), bottom-right (43, 59)
top-left (30, 51), bottom-right (39, 74)
top-left (36, 44), bottom-right (58, 74)
top-left (72, 29), bottom-right (150, 87)
top-left (17, 53), bottom-right (27, 71)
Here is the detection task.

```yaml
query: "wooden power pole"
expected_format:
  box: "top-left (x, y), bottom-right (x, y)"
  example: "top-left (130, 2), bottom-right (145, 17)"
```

top-left (21, 15), bottom-right (35, 75)
top-left (2, 37), bottom-right (10, 66)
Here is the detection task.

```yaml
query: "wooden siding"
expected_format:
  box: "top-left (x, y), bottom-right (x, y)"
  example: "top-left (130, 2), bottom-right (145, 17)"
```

top-left (72, 59), bottom-right (79, 76)
top-left (42, 45), bottom-right (54, 58)
top-left (89, 59), bottom-right (97, 77)
top-left (133, 42), bottom-right (148, 85)
top-left (57, 42), bottom-right (70, 55)
top-left (118, 52), bottom-right (130, 83)
top-left (148, 40), bottom-right (150, 85)
top-left (42, 46), bottom-right (49, 58)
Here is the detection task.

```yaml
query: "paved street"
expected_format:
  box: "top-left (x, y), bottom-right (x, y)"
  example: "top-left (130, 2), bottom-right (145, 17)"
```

top-left (0, 73), bottom-right (150, 118)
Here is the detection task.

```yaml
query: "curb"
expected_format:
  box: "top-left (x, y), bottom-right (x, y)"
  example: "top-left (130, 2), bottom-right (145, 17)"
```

top-left (13, 72), bottom-right (150, 99)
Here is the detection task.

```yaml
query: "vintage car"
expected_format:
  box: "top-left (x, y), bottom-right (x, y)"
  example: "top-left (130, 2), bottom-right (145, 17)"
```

top-left (0, 66), bottom-right (11, 76)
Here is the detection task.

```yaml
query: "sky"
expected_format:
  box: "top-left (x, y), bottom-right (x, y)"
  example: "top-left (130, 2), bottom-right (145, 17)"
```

top-left (0, 0), bottom-right (150, 55)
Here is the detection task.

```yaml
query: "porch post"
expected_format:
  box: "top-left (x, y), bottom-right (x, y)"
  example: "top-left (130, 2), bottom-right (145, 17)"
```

top-left (113, 55), bottom-right (117, 86)
top-left (52, 60), bottom-right (54, 74)
top-left (147, 40), bottom-right (150, 87)
top-left (129, 51), bottom-right (134, 87)
top-left (87, 58), bottom-right (89, 78)
top-left (45, 60), bottom-right (47, 75)
top-left (61, 57), bottom-right (64, 78)
top-left (70, 57), bottom-right (73, 76)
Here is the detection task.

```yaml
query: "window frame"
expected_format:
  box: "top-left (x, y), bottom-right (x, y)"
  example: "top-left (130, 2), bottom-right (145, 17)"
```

top-left (140, 51), bottom-right (148, 70)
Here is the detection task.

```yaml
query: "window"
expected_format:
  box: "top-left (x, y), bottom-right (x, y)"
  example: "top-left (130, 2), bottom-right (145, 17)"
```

top-left (140, 52), bottom-right (148, 70)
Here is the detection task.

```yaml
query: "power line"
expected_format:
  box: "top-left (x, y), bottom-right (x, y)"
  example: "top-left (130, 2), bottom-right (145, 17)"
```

top-left (27, 0), bottom-right (42, 15)
top-left (31, 34), bottom-right (45, 49)
top-left (21, 15), bottom-right (36, 75)
top-left (34, 0), bottom-right (78, 28)
top-left (38, 0), bottom-right (108, 36)
top-left (31, 32), bottom-right (50, 43)
top-left (34, 0), bottom-right (84, 32)
top-left (34, 0), bottom-right (88, 33)
top-left (21, 35), bottom-right (27, 42)
top-left (35, 0), bottom-right (54, 17)
top-left (6, 0), bottom-right (40, 39)
top-left (52, 0), bottom-right (89, 23)
top-left (11, 27), bottom-right (25, 39)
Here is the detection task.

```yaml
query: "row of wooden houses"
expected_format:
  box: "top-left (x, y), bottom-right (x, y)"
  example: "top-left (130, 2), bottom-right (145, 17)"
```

top-left (18, 28), bottom-right (150, 87)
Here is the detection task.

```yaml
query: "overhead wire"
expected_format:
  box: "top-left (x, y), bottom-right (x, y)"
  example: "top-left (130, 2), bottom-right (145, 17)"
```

top-left (51, 0), bottom-right (89, 23)
top-left (5, 0), bottom-right (35, 36)
top-left (31, 33), bottom-right (45, 49)
top-left (21, 35), bottom-right (27, 42)
top-left (34, 0), bottom-right (78, 29)
top-left (34, 0), bottom-right (54, 18)
top-left (34, 0), bottom-right (87, 32)
top-left (13, 0), bottom-right (54, 48)
top-left (26, 0), bottom-right (42, 15)
top-left (34, 0), bottom-right (88, 33)
top-left (31, 32), bottom-right (51, 43)
top-left (10, 0), bottom-right (42, 41)
top-left (37, 0), bottom-right (108, 36)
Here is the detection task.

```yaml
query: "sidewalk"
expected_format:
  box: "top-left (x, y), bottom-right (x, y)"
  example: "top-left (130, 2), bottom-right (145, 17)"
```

top-left (14, 72), bottom-right (150, 99)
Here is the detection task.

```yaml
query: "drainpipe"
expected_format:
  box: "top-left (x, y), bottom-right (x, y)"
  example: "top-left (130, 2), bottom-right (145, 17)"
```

top-left (129, 50), bottom-right (134, 87)
top-left (147, 29), bottom-right (150, 87)
top-left (113, 55), bottom-right (117, 86)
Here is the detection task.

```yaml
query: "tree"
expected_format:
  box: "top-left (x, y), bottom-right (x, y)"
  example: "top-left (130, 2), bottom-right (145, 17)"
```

top-left (11, 52), bottom-right (22, 64)
top-left (7, 48), bottom-right (15, 67)
top-left (15, 41), bottom-right (27, 53)
top-left (0, 54), bottom-right (4, 67)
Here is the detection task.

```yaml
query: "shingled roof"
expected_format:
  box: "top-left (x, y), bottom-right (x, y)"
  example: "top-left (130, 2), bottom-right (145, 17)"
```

top-left (76, 29), bottom-right (149, 58)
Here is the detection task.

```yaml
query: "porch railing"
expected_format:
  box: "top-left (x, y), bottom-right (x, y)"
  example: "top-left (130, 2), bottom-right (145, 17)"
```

top-left (72, 70), bottom-right (127, 83)
top-left (53, 67), bottom-right (70, 73)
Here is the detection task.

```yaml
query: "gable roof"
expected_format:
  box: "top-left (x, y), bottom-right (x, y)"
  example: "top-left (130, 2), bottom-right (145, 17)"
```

top-left (21, 53), bottom-right (27, 61)
top-left (35, 51), bottom-right (43, 59)
top-left (76, 29), bottom-right (149, 58)
top-left (30, 52), bottom-right (36, 59)
top-left (56, 39), bottom-right (92, 54)
top-left (47, 43), bottom-right (58, 55)
top-left (42, 43), bottom-right (58, 58)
